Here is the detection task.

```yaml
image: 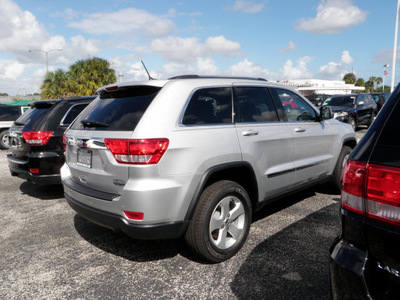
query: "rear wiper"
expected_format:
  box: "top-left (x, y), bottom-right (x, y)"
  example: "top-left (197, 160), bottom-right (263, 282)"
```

top-left (14, 121), bottom-right (25, 126)
top-left (81, 119), bottom-right (109, 128)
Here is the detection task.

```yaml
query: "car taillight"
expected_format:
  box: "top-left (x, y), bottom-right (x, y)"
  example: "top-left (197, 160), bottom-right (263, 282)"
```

top-left (366, 164), bottom-right (400, 225)
top-left (22, 131), bottom-right (53, 145)
top-left (341, 159), bottom-right (400, 226)
top-left (341, 160), bottom-right (367, 214)
top-left (104, 138), bottom-right (169, 165)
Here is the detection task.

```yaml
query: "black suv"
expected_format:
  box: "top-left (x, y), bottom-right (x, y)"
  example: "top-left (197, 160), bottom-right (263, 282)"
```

top-left (322, 93), bottom-right (377, 130)
top-left (7, 96), bottom-right (96, 185)
top-left (330, 85), bottom-right (400, 299)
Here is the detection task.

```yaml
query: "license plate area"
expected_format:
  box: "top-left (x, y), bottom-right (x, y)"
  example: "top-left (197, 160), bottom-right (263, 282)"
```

top-left (77, 149), bottom-right (92, 168)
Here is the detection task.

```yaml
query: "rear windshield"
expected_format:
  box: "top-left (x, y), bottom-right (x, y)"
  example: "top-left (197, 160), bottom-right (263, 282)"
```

top-left (13, 107), bottom-right (50, 130)
top-left (70, 86), bottom-right (161, 131)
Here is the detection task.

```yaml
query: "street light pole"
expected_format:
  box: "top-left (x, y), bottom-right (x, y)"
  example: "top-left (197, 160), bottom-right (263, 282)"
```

top-left (391, 0), bottom-right (400, 92)
top-left (28, 48), bottom-right (63, 74)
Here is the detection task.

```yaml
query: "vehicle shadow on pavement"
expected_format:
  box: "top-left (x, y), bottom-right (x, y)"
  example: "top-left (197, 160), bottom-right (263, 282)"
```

top-left (252, 183), bottom-right (337, 222)
top-left (73, 214), bottom-right (194, 262)
top-left (19, 181), bottom-right (64, 200)
top-left (231, 203), bottom-right (339, 300)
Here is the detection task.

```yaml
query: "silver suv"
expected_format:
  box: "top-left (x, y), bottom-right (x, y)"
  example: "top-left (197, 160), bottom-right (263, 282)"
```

top-left (61, 76), bottom-right (356, 262)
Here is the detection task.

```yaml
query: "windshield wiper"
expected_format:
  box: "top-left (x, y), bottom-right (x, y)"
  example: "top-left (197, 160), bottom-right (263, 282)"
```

top-left (81, 119), bottom-right (109, 128)
top-left (14, 121), bottom-right (25, 126)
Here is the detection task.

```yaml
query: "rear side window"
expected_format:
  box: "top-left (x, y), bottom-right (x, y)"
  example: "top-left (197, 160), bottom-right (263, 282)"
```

top-left (234, 87), bottom-right (278, 122)
top-left (71, 86), bottom-right (161, 131)
top-left (370, 99), bottom-right (400, 167)
top-left (60, 103), bottom-right (90, 126)
top-left (182, 87), bottom-right (232, 125)
top-left (0, 107), bottom-right (20, 121)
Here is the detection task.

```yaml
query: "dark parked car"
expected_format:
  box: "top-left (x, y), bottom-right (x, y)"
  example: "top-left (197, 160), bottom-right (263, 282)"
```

top-left (7, 96), bottom-right (96, 185)
top-left (322, 93), bottom-right (377, 130)
top-left (0, 105), bottom-right (29, 149)
top-left (371, 92), bottom-right (391, 112)
top-left (330, 86), bottom-right (400, 299)
top-left (304, 94), bottom-right (330, 107)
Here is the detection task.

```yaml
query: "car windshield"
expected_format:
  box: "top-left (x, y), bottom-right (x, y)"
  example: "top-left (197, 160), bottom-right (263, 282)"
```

top-left (322, 96), bottom-right (355, 107)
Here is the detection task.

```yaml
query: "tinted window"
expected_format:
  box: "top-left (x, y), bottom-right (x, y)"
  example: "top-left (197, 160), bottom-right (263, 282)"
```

top-left (0, 107), bottom-right (20, 121)
top-left (13, 107), bottom-right (50, 129)
top-left (60, 103), bottom-right (90, 126)
top-left (273, 89), bottom-right (317, 122)
top-left (234, 87), bottom-right (278, 122)
top-left (182, 87), bottom-right (232, 125)
top-left (71, 86), bottom-right (161, 131)
top-left (323, 96), bottom-right (355, 107)
top-left (370, 99), bottom-right (400, 167)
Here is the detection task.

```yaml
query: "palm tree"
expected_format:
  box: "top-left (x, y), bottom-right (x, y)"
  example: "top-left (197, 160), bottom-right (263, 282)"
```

top-left (40, 69), bottom-right (71, 99)
top-left (68, 57), bottom-right (116, 95)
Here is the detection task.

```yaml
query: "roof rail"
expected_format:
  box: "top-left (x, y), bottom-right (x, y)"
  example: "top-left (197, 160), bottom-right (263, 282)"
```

top-left (168, 75), bottom-right (268, 81)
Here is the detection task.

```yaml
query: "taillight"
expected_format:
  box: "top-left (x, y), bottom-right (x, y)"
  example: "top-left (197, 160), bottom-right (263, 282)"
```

top-left (104, 138), bottom-right (169, 165)
top-left (366, 164), bottom-right (400, 225)
top-left (341, 159), bottom-right (400, 226)
top-left (22, 131), bottom-right (53, 145)
top-left (341, 160), bottom-right (367, 214)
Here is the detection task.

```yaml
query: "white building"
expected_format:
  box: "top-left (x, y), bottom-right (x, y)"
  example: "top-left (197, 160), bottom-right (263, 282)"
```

top-left (278, 79), bottom-right (365, 95)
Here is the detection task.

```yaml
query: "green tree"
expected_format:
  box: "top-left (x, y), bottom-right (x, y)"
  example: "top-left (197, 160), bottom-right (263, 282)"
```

top-left (40, 69), bottom-right (72, 99)
top-left (68, 57), bottom-right (116, 96)
top-left (343, 73), bottom-right (356, 84)
top-left (40, 57), bottom-right (116, 98)
top-left (355, 78), bottom-right (365, 87)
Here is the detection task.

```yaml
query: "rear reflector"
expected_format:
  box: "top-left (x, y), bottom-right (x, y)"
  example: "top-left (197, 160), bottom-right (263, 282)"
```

top-left (22, 131), bottom-right (53, 145)
top-left (30, 168), bottom-right (39, 174)
top-left (341, 159), bottom-right (400, 226)
top-left (123, 211), bottom-right (144, 220)
top-left (104, 138), bottom-right (169, 165)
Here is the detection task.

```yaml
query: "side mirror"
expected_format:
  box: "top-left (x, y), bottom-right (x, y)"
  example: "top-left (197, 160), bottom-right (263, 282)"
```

top-left (320, 106), bottom-right (333, 120)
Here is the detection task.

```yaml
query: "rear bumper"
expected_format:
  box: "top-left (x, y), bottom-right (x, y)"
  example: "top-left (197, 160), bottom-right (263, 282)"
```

top-left (9, 165), bottom-right (61, 185)
top-left (64, 192), bottom-right (188, 240)
top-left (329, 237), bottom-right (370, 300)
top-left (7, 151), bottom-right (63, 185)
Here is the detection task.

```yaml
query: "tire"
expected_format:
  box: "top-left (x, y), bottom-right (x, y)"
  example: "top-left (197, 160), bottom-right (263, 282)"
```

top-left (348, 117), bottom-right (357, 131)
top-left (0, 130), bottom-right (10, 149)
top-left (185, 180), bottom-right (252, 263)
top-left (332, 146), bottom-right (352, 191)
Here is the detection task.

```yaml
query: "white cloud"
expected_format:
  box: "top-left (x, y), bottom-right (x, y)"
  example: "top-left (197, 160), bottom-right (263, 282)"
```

top-left (0, 0), bottom-right (100, 66)
top-left (279, 56), bottom-right (314, 80)
top-left (296, 0), bottom-right (367, 34)
top-left (68, 8), bottom-right (176, 38)
top-left (227, 59), bottom-right (272, 79)
top-left (279, 41), bottom-right (296, 53)
top-left (150, 36), bottom-right (242, 62)
top-left (0, 59), bottom-right (26, 80)
top-left (341, 50), bottom-right (353, 65)
top-left (319, 50), bottom-right (353, 79)
top-left (227, 1), bottom-right (265, 13)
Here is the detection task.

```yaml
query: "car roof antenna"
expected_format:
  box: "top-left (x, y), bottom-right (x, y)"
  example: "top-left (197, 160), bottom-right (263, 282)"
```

top-left (141, 60), bottom-right (155, 80)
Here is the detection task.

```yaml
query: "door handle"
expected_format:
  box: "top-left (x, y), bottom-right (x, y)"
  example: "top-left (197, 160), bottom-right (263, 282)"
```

top-left (242, 130), bottom-right (259, 136)
top-left (294, 127), bottom-right (306, 133)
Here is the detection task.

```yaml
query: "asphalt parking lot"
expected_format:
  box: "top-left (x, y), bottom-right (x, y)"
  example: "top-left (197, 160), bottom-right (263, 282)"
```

top-left (0, 128), bottom-right (366, 300)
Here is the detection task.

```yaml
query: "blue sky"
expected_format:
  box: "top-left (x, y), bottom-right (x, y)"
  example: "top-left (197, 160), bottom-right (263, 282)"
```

top-left (0, 0), bottom-right (398, 95)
